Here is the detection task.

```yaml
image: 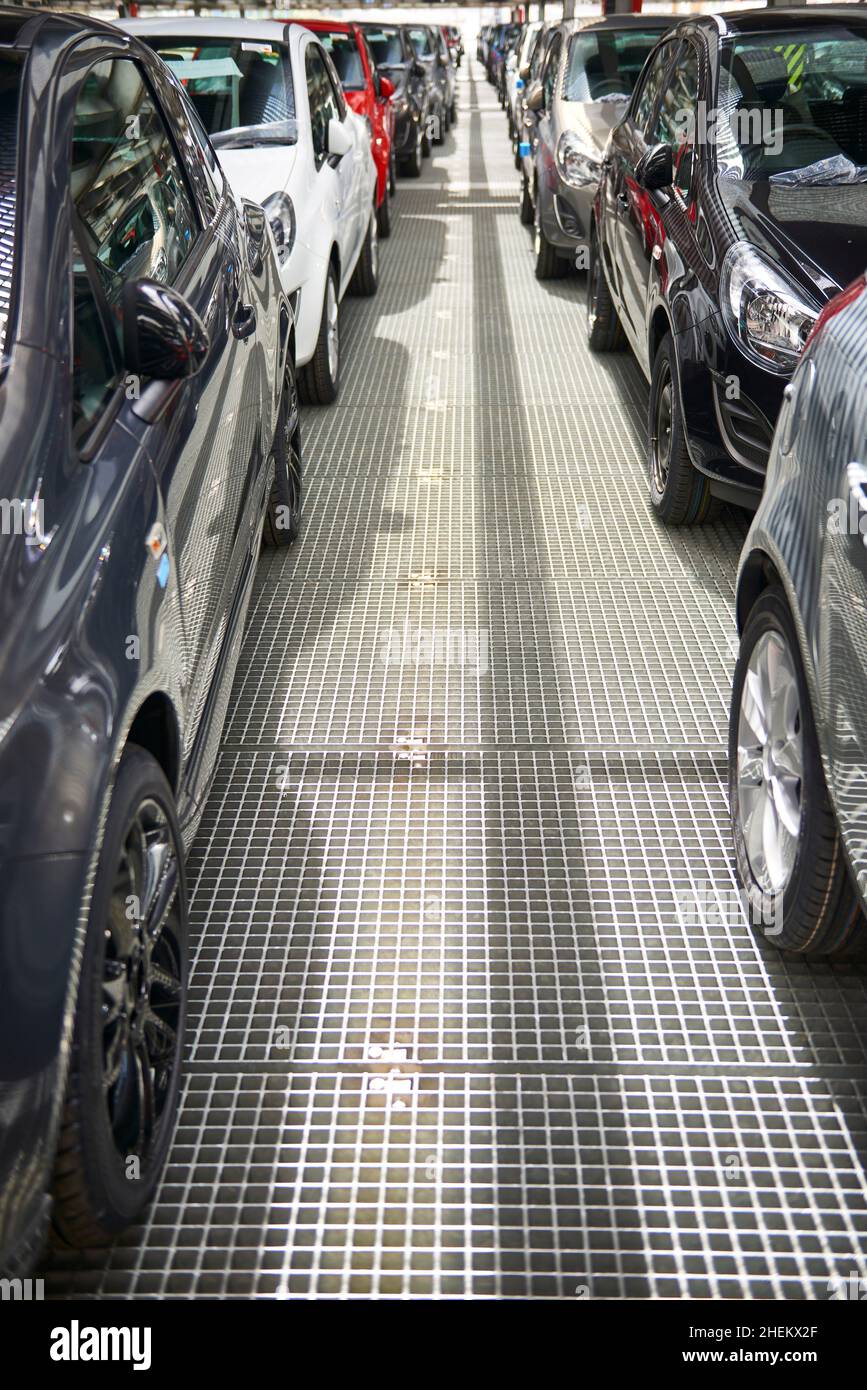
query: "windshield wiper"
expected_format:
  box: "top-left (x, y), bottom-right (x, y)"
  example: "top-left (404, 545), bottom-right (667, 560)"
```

top-left (212, 120), bottom-right (297, 150)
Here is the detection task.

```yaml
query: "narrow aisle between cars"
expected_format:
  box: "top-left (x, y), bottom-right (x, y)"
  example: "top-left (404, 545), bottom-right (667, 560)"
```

top-left (47, 61), bottom-right (867, 1301)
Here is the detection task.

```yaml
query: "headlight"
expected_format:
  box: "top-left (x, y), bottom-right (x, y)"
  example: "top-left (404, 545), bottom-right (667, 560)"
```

top-left (720, 243), bottom-right (819, 374)
top-left (261, 192), bottom-right (296, 265)
top-left (556, 132), bottom-right (602, 189)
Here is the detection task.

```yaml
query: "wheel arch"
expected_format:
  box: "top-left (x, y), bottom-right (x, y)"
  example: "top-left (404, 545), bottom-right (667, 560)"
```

top-left (736, 549), bottom-right (783, 636)
top-left (126, 692), bottom-right (181, 795)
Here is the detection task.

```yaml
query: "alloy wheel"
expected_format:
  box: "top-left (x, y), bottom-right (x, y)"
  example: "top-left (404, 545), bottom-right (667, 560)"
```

top-left (102, 798), bottom-right (183, 1162)
top-left (736, 629), bottom-right (804, 894)
top-left (326, 276), bottom-right (339, 382)
top-left (651, 366), bottom-right (673, 495)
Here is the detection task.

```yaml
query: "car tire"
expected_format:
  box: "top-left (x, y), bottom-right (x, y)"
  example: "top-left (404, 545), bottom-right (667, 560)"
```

top-left (389, 155), bottom-right (397, 196)
top-left (648, 333), bottom-right (717, 525)
top-left (264, 362), bottom-right (302, 547)
top-left (377, 184), bottom-right (392, 239)
top-left (534, 200), bottom-right (567, 281)
top-left (421, 121), bottom-right (431, 157)
top-left (399, 129), bottom-right (422, 178)
top-left (299, 265), bottom-right (340, 405)
top-left (586, 233), bottom-right (622, 352)
top-left (450, 100), bottom-right (457, 124)
top-left (729, 586), bottom-right (867, 958)
top-left (519, 173), bottom-right (534, 226)
top-left (349, 205), bottom-right (379, 297)
top-left (51, 745), bottom-right (188, 1247)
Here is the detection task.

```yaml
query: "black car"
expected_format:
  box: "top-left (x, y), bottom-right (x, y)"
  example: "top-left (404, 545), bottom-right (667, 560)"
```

top-left (0, 7), bottom-right (298, 1272)
top-left (406, 23), bottom-right (451, 145)
top-left (363, 22), bottom-right (431, 176)
top-left (588, 6), bottom-right (867, 524)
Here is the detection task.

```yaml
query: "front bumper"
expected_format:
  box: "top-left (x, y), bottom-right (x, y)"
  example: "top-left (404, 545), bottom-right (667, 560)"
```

top-left (394, 108), bottom-right (420, 155)
top-left (539, 174), bottom-right (595, 251)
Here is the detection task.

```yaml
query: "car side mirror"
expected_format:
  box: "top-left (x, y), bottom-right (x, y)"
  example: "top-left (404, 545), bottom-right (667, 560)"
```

top-left (122, 278), bottom-right (209, 381)
top-left (327, 118), bottom-right (352, 159)
top-left (525, 81), bottom-right (544, 113)
top-left (519, 61), bottom-right (532, 82)
top-left (412, 61), bottom-right (426, 80)
top-left (380, 75), bottom-right (395, 100)
top-left (636, 142), bottom-right (673, 191)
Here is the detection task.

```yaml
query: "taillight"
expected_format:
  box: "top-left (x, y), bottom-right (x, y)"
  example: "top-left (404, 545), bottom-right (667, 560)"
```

top-left (803, 272), bottom-right (867, 353)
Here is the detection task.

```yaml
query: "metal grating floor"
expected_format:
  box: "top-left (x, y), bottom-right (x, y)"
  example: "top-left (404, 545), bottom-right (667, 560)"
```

top-left (46, 64), bottom-right (867, 1300)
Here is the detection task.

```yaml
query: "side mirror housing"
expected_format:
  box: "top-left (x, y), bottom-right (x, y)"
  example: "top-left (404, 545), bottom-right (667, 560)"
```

top-left (122, 278), bottom-right (208, 381)
top-left (412, 60), bottom-right (426, 80)
top-left (525, 81), bottom-right (544, 113)
top-left (636, 142), bottom-right (673, 191)
top-left (380, 75), bottom-right (395, 100)
top-left (327, 118), bottom-right (352, 159)
top-left (519, 61), bottom-right (532, 82)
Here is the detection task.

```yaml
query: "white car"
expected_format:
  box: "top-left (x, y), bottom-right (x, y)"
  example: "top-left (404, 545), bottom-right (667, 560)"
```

top-left (124, 19), bottom-right (379, 404)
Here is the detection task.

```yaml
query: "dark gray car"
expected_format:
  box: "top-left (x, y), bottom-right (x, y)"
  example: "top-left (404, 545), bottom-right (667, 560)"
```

top-left (730, 273), bottom-right (867, 958)
top-left (522, 15), bottom-right (674, 280)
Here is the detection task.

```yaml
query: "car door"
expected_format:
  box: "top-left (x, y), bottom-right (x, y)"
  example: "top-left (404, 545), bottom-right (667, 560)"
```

top-left (70, 54), bottom-right (254, 756)
top-left (535, 30), bottom-right (563, 208)
top-left (304, 38), bottom-right (357, 291)
top-left (611, 38), bottom-right (682, 347)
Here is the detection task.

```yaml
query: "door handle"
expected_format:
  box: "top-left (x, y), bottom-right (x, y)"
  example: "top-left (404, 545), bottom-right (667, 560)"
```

top-left (232, 303), bottom-right (257, 341)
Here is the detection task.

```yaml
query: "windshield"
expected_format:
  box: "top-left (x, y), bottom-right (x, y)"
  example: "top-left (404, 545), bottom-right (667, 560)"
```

top-left (717, 24), bottom-right (867, 182)
top-left (318, 31), bottom-right (365, 92)
top-left (565, 28), bottom-right (666, 103)
top-left (0, 53), bottom-right (22, 360)
top-left (147, 37), bottom-right (296, 146)
top-left (408, 28), bottom-right (434, 59)
top-left (366, 28), bottom-right (404, 67)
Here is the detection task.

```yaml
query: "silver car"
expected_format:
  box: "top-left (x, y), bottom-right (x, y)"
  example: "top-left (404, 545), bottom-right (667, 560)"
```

top-left (730, 273), bottom-right (867, 958)
top-left (521, 14), bottom-right (674, 280)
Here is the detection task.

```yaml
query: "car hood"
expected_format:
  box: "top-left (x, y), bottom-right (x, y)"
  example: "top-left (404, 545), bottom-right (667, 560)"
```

top-left (558, 98), bottom-right (629, 156)
top-left (715, 176), bottom-right (867, 300)
top-left (216, 144), bottom-right (299, 205)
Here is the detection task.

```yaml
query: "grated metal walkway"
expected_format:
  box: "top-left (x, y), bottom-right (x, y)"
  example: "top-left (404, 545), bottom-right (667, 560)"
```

top-left (47, 64), bottom-right (867, 1300)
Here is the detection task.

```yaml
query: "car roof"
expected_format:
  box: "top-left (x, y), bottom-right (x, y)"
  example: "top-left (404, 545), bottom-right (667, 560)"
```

top-left (285, 17), bottom-right (352, 34)
top-left (123, 16), bottom-right (299, 43)
top-left (717, 4), bottom-right (867, 30)
top-left (0, 4), bottom-right (123, 49)
top-left (564, 14), bottom-right (679, 36)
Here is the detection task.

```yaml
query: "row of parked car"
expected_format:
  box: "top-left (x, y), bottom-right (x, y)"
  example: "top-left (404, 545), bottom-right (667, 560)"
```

top-left (0, 6), bottom-right (460, 1277)
top-left (499, 8), bottom-right (867, 962)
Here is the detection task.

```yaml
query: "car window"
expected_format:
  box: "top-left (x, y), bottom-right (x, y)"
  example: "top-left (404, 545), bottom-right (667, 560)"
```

top-left (543, 32), bottom-right (563, 108)
top-left (716, 22), bottom-right (867, 181)
top-left (649, 44), bottom-right (699, 200)
top-left (365, 28), bottom-right (405, 67)
top-left (530, 32), bottom-right (551, 84)
top-left (564, 28), bottom-right (671, 103)
top-left (633, 39), bottom-right (679, 134)
top-left (319, 31), bottom-right (366, 92)
top-left (306, 43), bottom-right (340, 166)
top-left (71, 239), bottom-right (118, 450)
top-left (149, 38), bottom-right (296, 150)
top-left (71, 59), bottom-right (199, 351)
top-left (408, 28), bottom-right (433, 59)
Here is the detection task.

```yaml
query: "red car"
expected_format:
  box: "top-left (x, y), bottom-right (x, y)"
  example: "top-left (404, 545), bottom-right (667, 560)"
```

top-left (288, 18), bottom-right (396, 236)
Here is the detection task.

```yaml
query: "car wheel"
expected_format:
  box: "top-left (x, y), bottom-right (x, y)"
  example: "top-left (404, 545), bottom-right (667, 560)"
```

top-left (299, 265), bottom-right (340, 405)
top-left (729, 586), bottom-right (867, 958)
top-left (450, 100), bottom-right (457, 124)
top-left (586, 233), bottom-right (622, 352)
top-left (264, 362), bottom-right (302, 547)
top-left (648, 334), bottom-right (716, 525)
top-left (519, 173), bottom-right (534, 226)
top-left (421, 120), bottom-right (431, 157)
top-left (534, 199), bottom-right (567, 281)
top-left (51, 746), bottom-right (187, 1247)
top-left (399, 128), bottom-right (422, 178)
top-left (389, 155), bottom-right (397, 196)
top-left (377, 184), bottom-right (392, 239)
top-left (349, 204), bottom-right (379, 297)
top-left (433, 104), bottom-right (445, 144)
